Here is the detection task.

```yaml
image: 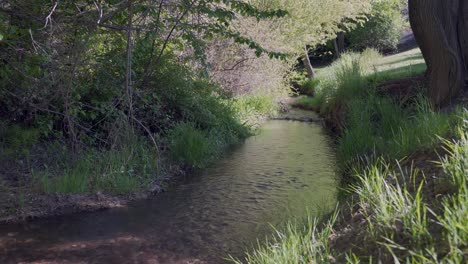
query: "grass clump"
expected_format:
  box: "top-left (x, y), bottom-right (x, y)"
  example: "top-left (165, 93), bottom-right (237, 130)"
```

top-left (338, 95), bottom-right (453, 169)
top-left (232, 94), bottom-right (278, 127)
top-left (168, 123), bottom-right (213, 168)
top-left (351, 162), bottom-right (431, 249)
top-left (290, 71), bottom-right (320, 96)
top-left (31, 138), bottom-right (158, 194)
top-left (0, 123), bottom-right (41, 156)
top-left (230, 212), bottom-right (338, 264)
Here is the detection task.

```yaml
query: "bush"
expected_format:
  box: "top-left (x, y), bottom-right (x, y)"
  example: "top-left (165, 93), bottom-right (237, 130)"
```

top-left (348, 1), bottom-right (404, 52)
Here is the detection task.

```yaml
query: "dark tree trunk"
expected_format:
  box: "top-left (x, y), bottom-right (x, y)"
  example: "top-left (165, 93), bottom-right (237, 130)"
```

top-left (334, 32), bottom-right (345, 58)
top-left (409, 0), bottom-right (467, 106)
top-left (303, 46), bottom-right (316, 79)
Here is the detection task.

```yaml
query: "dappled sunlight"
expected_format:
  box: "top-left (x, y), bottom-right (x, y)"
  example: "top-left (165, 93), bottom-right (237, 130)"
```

top-left (374, 48), bottom-right (426, 74)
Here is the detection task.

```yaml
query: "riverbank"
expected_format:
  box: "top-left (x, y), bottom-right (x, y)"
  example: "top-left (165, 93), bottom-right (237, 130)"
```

top-left (0, 109), bottom-right (337, 264)
top-left (0, 94), bottom-right (281, 224)
top-left (235, 48), bottom-right (468, 263)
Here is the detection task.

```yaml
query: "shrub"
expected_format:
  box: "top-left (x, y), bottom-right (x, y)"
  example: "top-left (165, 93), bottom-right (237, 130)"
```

top-left (348, 0), bottom-right (404, 52)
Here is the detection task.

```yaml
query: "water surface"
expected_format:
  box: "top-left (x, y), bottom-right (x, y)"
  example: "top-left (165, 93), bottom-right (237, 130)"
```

top-left (0, 110), bottom-right (337, 264)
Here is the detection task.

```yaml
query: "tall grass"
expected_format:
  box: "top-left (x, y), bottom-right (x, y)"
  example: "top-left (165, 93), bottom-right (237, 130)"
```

top-left (309, 49), bottom-right (454, 169)
top-left (230, 211), bottom-right (338, 264)
top-left (231, 94), bottom-right (278, 127)
top-left (338, 95), bottom-right (453, 168)
top-left (31, 139), bottom-right (158, 194)
top-left (352, 162), bottom-right (431, 246)
top-left (168, 123), bottom-right (214, 168)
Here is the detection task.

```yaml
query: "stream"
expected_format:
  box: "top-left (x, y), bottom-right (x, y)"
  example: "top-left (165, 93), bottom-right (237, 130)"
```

top-left (0, 110), bottom-right (337, 264)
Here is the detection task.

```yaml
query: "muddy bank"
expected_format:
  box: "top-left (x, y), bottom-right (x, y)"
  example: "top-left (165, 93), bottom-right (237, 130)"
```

top-left (0, 166), bottom-right (178, 224)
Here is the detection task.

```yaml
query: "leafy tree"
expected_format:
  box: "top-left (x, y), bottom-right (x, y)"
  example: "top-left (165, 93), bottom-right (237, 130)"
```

top-left (0, 0), bottom-right (286, 146)
top-left (348, 0), bottom-right (405, 52)
top-left (257, 0), bottom-right (372, 78)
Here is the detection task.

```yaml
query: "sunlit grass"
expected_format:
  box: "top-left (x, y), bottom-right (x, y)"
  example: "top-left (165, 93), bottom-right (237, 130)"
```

top-left (230, 211), bottom-right (338, 264)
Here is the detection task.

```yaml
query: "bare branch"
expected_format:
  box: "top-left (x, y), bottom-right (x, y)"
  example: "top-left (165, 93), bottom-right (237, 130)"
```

top-left (43, 1), bottom-right (59, 29)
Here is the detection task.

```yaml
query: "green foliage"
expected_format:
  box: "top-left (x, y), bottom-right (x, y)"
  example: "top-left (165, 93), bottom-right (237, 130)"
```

top-left (231, 94), bottom-right (278, 126)
top-left (307, 49), bottom-right (451, 168)
top-left (291, 96), bottom-right (320, 111)
top-left (294, 76), bottom-right (320, 96)
top-left (348, 0), bottom-right (404, 52)
top-left (255, 0), bottom-right (372, 53)
top-left (0, 124), bottom-right (40, 149)
top-left (168, 123), bottom-right (214, 168)
top-left (32, 139), bottom-right (158, 194)
top-left (0, 123), bottom-right (41, 157)
top-left (352, 162), bottom-right (431, 244)
top-left (338, 95), bottom-right (453, 168)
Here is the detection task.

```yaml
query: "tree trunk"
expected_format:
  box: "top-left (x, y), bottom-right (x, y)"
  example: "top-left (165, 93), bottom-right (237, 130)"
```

top-left (303, 46), bottom-right (316, 79)
top-left (333, 32), bottom-right (345, 58)
top-left (125, 0), bottom-right (134, 122)
top-left (409, 0), bottom-right (467, 106)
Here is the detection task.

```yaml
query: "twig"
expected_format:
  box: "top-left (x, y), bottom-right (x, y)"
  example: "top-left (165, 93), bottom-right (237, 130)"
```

top-left (93, 0), bottom-right (103, 24)
top-left (131, 116), bottom-right (159, 153)
top-left (43, 1), bottom-right (59, 29)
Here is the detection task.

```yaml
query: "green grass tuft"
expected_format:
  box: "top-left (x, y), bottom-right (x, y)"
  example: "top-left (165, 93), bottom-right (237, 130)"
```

top-left (168, 123), bottom-right (214, 168)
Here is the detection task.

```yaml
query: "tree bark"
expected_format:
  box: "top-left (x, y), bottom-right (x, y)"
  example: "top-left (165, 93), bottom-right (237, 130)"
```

top-left (409, 0), bottom-right (467, 106)
top-left (125, 0), bottom-right (134, 122)
top-left (334, 32), bottom-right (345, 58)
top-left (303, 46), bottom-right (316, 79)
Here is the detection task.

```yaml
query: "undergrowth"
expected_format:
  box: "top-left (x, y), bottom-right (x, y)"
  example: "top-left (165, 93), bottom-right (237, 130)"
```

top-left (30, 138), bottom-right (158, 194)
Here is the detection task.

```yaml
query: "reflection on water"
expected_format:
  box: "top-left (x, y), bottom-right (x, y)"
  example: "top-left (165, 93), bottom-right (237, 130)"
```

top-left (0, 110), bottom-right (337, 264)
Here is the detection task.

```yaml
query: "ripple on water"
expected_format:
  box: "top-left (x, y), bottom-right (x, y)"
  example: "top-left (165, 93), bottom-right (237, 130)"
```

top-left (0, 111), bottom-right (337, 263)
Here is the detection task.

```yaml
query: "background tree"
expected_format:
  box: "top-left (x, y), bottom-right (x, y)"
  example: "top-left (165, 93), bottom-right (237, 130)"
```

top-left (409, 0), bottom-right (468, 106)
top-left (206, 0), bottom-right (372, 95)
top-left (259, 0), bottom-right (371, 79)
top-left (348, 0), bottom-right (405, 52)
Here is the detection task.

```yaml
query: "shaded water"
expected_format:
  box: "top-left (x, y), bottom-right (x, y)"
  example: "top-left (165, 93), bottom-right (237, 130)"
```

top-left (0, 110), bottom-right (337, 264)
